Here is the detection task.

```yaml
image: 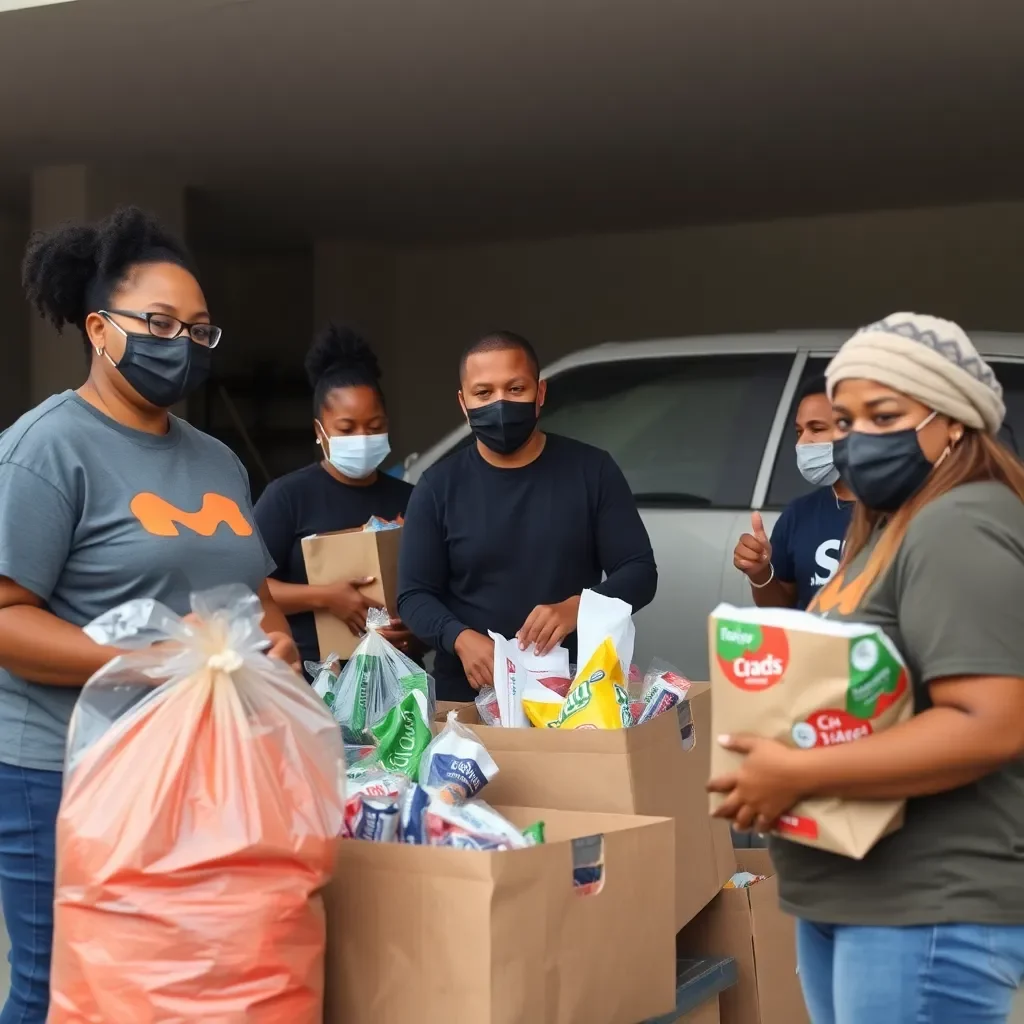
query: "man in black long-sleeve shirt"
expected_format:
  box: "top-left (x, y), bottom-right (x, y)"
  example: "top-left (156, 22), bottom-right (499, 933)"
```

top-left (398, 331), bottom-right (658, 701)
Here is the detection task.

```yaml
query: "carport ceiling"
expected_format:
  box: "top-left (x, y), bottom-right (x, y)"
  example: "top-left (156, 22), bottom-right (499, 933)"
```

top-left (1, 0), bottom-right (1023, 240)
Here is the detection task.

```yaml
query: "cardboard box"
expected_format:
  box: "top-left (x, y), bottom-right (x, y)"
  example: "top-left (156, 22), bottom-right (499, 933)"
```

top-left (301, 526), bottom-right (402, 659)
top-left (437, 683), bottom-right (735, 931)
top-left (676, 851), bottom-right (808, 1024)
top-left (323, 807), bottom-right (676, 1024)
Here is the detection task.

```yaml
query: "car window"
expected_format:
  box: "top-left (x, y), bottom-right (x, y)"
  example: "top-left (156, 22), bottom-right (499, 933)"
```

top-left (540, 354), bottom-right (795, 508)
top-left (766, 357), bottom-right (831, 508)
top-left (766, 356), bottom-right (1024, 508)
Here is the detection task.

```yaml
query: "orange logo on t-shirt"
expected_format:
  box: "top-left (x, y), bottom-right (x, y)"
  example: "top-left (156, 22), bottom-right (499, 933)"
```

top-left (130, 493), bottom-right (253, 538)
top-left (810, 567), bottom-right (871, 616)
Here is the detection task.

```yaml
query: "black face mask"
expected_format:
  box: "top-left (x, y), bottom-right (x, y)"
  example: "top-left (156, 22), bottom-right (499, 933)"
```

top-left (114, 334), bottom-right (212, 408)
top-left (832, 427), bottom-right (936, 512)
top-left (466, 399), bottom-right (538, 456)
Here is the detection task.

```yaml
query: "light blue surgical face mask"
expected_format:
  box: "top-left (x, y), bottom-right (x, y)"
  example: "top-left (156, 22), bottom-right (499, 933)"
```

top-left (795, 441), bottom-right (840, 487)
top-left (318, 425), bottom-right (391, 480)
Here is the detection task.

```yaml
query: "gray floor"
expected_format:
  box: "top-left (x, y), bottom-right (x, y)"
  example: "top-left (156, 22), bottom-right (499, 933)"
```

top-left (1, 912), bottom-right (1023, 1019)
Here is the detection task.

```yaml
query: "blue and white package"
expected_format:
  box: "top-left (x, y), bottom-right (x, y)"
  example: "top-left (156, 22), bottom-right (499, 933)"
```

top-left (398, 783), bottom-right (431, 844)
top-left (420, 710), bottom-right (499, 803)
top-left (426, 797), bottom-right (530, 850)
top-left (351, 797), bottom-right (400, 842)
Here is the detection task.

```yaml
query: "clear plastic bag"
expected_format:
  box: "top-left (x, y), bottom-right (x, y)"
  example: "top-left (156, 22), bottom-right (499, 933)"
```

top-left (306, 651), bottom-right (343, 706)
top-left (332, 616), bottom-right (435, 746)
top-left (50, 585), bottom-right (346, 1024)
top-left (475, 685), bottom-right (501, 725)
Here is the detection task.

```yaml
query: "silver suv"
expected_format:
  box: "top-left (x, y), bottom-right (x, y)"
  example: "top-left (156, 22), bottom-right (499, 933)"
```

top-left (406, 331), bottom-right (1024, 679)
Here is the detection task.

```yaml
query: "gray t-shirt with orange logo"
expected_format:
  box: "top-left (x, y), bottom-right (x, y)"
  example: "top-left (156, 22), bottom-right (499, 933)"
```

top-left (772, 480), bottom-right (1024, 926)
top-left (0, 391), bottom-right (274, 772)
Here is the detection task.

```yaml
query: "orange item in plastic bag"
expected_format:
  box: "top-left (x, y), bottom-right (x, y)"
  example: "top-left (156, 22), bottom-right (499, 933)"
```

top-left (49, 586), bottom-right (346, 1024)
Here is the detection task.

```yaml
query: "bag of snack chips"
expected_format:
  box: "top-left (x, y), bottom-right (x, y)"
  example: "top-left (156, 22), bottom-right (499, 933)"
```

top-left (553, 637), bottom-right (632, 730)
top-left (708, 602), bottom-right (912, 859)
top-left (51, 585), bottom-right (345, 1024)
top-left (332, 616), bottom-right (435, 745)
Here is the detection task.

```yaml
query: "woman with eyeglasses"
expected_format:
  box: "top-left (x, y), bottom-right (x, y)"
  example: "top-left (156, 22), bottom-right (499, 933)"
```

top-left (253, 323), bottom-right (421, 674)
top-left (0, 206), bottom-right (297, 1024)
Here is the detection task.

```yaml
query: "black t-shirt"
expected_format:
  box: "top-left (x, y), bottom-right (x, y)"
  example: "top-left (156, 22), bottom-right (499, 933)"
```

top-left (397, 434), bottom-right (658, 701)
top-left (253, 463), bottom-right (413, 669)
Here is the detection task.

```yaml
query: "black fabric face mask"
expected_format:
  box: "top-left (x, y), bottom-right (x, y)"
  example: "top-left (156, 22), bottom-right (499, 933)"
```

top-left (466, 399), bottom-right (538, 456)
top-left (832, 427), bottom-right (936, 512)
top-left (114, 334), bottom-right (212, 408)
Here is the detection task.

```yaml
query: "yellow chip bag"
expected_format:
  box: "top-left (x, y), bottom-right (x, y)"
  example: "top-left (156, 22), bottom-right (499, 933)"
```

top-left (554, 637), bottom-right (631, 730)
top-left (523, 697), bottom-right (563, 729)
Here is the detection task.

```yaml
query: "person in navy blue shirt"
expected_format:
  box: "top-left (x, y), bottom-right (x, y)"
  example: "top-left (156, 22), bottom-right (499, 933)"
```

top-left (733, 376), bottom-right (855, 609)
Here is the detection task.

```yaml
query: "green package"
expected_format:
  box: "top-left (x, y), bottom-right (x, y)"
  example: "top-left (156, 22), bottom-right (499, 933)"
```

top-left (522, 821), bottom-right (546, 846)
top-left (369, 690), bottom-right (432, 780)
top-left (343, 652), bottom-right (379, 741)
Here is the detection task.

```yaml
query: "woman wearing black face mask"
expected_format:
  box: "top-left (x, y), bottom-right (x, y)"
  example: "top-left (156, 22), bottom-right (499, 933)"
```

top-left (398, 331), bottom-right (658, 701)
top-left (0, 207), bottom-right (296, 1024)
top-left (709, 313), bottom-right (1024, 1024)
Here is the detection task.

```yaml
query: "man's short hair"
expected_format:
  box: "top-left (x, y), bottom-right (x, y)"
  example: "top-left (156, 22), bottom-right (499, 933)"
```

top-left (795, 374), bottom-right (829, 407)
top-left (459, 330), bottom-right (540, 382)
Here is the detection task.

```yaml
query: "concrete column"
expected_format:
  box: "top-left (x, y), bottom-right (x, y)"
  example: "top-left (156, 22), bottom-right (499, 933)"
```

top-left (0, 208), bottom-right (30, 428)
top-left (29, 165), bottom-right (186, 405)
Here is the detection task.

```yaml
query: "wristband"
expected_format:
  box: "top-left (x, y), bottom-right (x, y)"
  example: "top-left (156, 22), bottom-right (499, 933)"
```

top-left (749, 564), bottom-right (775, 589)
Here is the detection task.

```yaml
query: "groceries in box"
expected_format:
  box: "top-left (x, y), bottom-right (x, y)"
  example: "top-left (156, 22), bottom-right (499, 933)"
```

top-left (486, 589), bottom-right (691, 731)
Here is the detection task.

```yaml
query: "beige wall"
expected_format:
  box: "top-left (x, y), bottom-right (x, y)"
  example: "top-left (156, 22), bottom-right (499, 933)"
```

top-left (0, 210), bottom-right (29, 428)
top-left (314, 201), bottom-right (1024, 457)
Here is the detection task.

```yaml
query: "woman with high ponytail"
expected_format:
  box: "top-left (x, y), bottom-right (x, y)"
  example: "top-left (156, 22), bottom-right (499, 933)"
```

top-left (254, 323), bottom-right (420, 673)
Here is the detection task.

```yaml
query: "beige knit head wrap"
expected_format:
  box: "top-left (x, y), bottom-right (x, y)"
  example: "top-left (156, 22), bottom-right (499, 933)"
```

top-left (825, 313), bottom-right (1005, 434)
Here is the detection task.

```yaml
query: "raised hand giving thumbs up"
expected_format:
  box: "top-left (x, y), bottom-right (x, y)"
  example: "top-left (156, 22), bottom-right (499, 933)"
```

top-left (733, 510), bottom-right (773, 582)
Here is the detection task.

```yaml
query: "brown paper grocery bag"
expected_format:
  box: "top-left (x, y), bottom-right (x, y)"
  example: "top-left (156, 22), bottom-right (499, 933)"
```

top-left (301, 527), bottom-right (402, 659)
top-left (433, 684), bottom-right (735, 931)
top-left (322, 807), bottom-right (676, 1024)
top-left (707, 603), bottom-right (912, 858)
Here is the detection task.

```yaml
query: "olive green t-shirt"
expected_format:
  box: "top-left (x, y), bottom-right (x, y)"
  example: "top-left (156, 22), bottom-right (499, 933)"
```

top-left (771, 480), bottom-right (1024, 926)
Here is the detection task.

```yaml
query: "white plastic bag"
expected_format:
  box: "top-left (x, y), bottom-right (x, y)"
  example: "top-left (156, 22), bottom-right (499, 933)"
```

top-left (576, 589), bottom-right (635, 678)
top-left (488, 634), bottom-right (570, 728)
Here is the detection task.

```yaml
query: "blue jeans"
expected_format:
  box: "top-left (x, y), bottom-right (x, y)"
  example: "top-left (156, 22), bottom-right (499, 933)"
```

top-left (0, 762), bottom-right (62, 1024)
top-left (797, 919), bottom-right (1024, 1024)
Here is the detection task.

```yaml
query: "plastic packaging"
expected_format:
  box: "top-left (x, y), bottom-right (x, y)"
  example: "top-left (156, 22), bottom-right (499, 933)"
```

top-left (489, 633), bottom-right (572, 728)
top-left (575, 589), bottom-right (635, 681)
top-left (51, 585), bottom-right (345, 1024)
top-left (521, 678), bottom-right (564, 729)
top-left (554, 637), bottom-right (632, 730)
top-left (363, 515), bottom-right (403, 532)
top-left (332, 617), bottom-right (435, 749)
top-left (636, 659), bottom-right (692, 725)
top-left (307, 652), bottom-right (343, 705)
top-left (475, 685), bottom-right (501, 725)
top-left (420, 710), bottom-right (498, 803)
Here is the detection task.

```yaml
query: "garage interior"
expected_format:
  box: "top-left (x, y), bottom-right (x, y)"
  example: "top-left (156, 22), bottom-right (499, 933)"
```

top-left (1, 0), bottom-right (1023, 489)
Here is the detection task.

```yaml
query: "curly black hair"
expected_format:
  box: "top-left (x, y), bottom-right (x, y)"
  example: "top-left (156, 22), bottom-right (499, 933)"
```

top-left (21, 205), bottom-right (194, 359)
top-left (305, 322), bottom-right (385, 415)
